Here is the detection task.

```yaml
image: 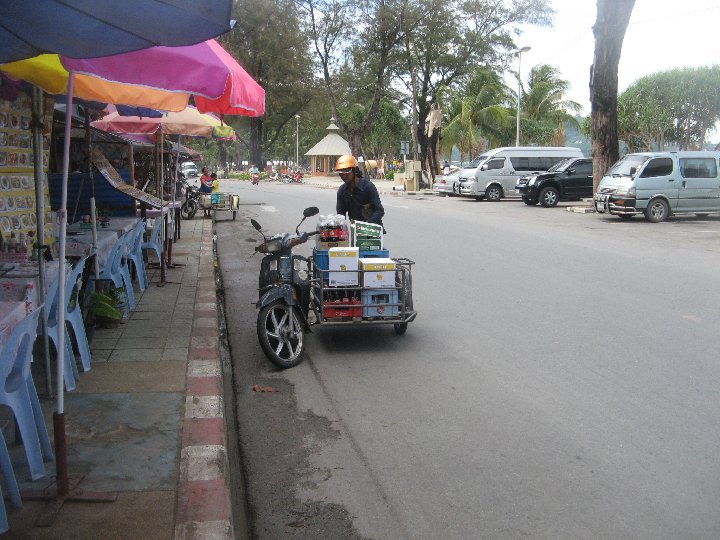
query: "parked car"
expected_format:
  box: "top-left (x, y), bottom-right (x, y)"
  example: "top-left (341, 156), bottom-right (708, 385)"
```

top-left (433, 170), bottom-right (460, 196)
top-left (594, 151), bottom-right (720, 222)
top-left (515, 157), bottom-right (593, 207)
top-left (181, 161), bottom-right (199, 178)
top-left (457, 146), bottom-right (583, 201)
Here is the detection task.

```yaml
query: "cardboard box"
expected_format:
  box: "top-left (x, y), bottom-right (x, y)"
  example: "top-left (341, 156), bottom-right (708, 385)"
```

top-left (362, 270), bottom-right (395, 288)
top-left (328, 247), bottom-right (359, 286)
top-left (353, 221), bottom-right (383, 237)
top-left (317, 240), bottom-right (350, 250)
top-left (359, 258), bottom-right (395, 271)
top-left (360, 257), bottom-right (395, 287)
top-left (355, 237), bottom-right (382, 250)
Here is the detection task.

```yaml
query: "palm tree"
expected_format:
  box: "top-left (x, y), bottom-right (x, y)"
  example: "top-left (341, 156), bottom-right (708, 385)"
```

top-left (441, 69), bottom-right (512, 162)
top-left (519, 64), bottom-right (582, 145)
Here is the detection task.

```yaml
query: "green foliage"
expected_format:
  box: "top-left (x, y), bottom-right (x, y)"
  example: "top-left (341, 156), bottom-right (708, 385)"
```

top-left (90, 290), bottom-right (122, 321)
top-left (519, 64), bottom-right (582, 146)
top-left (617, 66), bottom-right (720, 150)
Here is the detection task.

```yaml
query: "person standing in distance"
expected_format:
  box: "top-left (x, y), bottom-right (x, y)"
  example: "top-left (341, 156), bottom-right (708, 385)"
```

top-left (335, 154), bottom-right (385, 227)
top-left (199, 167), bottom-right (213, 217)
top-left (443, 160), bottom-right (451, 175)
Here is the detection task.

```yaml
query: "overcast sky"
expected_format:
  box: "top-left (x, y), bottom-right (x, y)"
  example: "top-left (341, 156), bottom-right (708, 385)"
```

top-left (510, 0), bottom-right (720, 116)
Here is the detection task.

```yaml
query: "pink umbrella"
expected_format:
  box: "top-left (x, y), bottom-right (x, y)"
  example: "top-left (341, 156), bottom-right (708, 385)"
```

top-left (63, 39), bottom-right (264, 117)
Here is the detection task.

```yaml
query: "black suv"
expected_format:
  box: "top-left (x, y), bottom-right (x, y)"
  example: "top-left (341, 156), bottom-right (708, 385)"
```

top-left (515, 157), bottom-right (593, 207)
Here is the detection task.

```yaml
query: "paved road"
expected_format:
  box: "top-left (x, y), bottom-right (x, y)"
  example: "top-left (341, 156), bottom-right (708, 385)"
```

top-left (216, 180), bottom-right (720, 540)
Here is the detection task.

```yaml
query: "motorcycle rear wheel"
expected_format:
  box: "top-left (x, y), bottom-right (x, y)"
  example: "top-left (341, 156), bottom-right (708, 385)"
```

top-left (181, 200), bottom-right (198, 220)
top-left (257, 300), bottom-right (305, 368)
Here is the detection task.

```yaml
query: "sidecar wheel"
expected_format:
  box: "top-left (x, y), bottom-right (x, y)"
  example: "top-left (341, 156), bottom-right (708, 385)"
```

top-left (257, 300), bottom-right (305, 368)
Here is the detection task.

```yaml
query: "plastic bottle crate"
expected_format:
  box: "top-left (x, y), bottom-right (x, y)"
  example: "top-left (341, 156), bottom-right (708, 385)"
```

top-left (321, 289), bottom-right (361, 318)
top-left (361, 288), bottom-right (399, 318)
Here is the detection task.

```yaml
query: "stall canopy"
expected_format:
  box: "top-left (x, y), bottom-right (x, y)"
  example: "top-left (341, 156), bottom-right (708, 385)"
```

top-left (0, 1), bottom-right (235, 63)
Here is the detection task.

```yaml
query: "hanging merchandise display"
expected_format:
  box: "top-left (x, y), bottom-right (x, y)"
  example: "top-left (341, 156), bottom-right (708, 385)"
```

top-left (0, 88), bottom-right (54, 255)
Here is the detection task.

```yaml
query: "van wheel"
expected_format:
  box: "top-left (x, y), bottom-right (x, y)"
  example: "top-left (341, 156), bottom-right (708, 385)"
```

top-left (645, 198), bottom-right (669, 223)
top-left (522, 196), bottom-right (537, 206)
top-left (539, 186), bottom-right (559, 207)
top-left (486, 185), bottom-right (502, 201)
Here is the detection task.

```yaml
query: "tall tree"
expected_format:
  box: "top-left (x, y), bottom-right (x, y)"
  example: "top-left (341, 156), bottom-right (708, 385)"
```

top-left (221, 0), bottom-right (317, 167)
top-left (520, 64), bottom-right (581, 145)
top-left (303, 0), bottom-right (412, 158)
top-left (400, 0), bottom-right (552, 175)
top-left (441, 68), bottom-right (512, 161)
top-left (590, 0), bottom-right (636, 190)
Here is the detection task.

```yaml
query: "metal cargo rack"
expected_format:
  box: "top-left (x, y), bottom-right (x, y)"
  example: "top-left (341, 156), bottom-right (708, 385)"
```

top-left (200, 192), bottom-right (240, 220)
top-left (309, 256), bottom-right (416, 331)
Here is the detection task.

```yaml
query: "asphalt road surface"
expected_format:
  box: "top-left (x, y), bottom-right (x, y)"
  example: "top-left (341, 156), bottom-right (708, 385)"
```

top-left (215, 180), bottom-right (720, 540)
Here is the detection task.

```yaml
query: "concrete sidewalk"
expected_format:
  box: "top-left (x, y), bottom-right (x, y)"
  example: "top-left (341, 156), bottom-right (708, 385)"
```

top-left (4, 218), bottom-right (238, 539)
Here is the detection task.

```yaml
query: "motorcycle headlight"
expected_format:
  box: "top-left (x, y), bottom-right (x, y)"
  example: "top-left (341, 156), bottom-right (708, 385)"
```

top-left (257, 238), bottom-right (282, 253)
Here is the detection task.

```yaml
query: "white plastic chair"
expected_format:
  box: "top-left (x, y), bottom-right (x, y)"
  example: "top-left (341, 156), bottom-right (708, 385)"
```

top-left (0, 307), bottom-right (54, 481)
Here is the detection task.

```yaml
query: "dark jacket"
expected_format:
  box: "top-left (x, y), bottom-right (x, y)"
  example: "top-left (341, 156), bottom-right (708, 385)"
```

top-left (336, 177), bottom-right (385, 224)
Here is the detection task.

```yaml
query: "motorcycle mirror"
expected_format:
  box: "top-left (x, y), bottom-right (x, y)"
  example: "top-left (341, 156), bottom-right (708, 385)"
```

top-left (251, 219), bottom-right (262, 231)
top-left (303, 207), bottom-right (319, 218)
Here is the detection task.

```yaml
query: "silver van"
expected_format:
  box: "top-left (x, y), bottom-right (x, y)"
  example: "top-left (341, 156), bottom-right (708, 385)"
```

top-left (457, 146), bottom-right (583, 201)
top-left (594, 151), bottom-right (720, 222)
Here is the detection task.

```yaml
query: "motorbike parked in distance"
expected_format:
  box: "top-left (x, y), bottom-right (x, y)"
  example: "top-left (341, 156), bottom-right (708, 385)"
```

top-left (252, 207), bottom-right (320, 368)
top-left (251, 172), bottom-right (260, 185)
top-left (180, 178), bottom-right (200, 220)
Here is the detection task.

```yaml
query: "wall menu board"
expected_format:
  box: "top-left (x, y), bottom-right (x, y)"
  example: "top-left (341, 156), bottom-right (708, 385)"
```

top-left (0, 90), bottom-right (54, 240)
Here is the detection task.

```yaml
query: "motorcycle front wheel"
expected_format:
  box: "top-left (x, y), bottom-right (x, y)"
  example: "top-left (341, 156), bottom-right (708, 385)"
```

top-left (181, 200), bottom-right (198, 220)
top-left (257, 300), bottom-right (305, 368)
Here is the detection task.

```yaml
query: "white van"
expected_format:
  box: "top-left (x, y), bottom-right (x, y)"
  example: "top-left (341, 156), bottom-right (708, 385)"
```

top-left (181, 161), bottom-right (199, 178)
top-left (458, 146), bottom-right (583, 201)
top-left (594, 151), bottom-right (720, 222)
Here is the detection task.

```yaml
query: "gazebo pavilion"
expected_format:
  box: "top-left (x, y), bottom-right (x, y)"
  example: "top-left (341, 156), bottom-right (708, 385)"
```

top-left (305, 120), bottom-right (351, 176)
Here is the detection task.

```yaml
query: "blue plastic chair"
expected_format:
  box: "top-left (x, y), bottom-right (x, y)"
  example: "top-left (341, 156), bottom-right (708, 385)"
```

top-left (0, 427), bottom-right (22, 533)
top-left (64, 256), bottom-right (92, 372)
top-left (126, 219), bottom-right (148, 292)
top-left (45, 271), bottom-right (78, 392)
top-left (0, 307), bottom-right (54, 481)
top-left (141, 216), bottom-right (163, 266)
top-left (99, 231), bottom-right (136, 317)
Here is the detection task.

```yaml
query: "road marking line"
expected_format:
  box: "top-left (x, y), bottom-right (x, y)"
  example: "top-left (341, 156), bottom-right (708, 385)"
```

top-left (260, 205), bottom-right (278, 212)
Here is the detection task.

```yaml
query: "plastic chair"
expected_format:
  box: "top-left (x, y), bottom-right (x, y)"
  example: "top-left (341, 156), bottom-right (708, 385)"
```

top-left (126, 219), bottom-right (148, 292)
top-left (99, 231), bottom-right (136, 317)
top-left (45, 272), bottom-right (78, 392)
top-left (141, 216), bottom-right (163, 266)
top-left (0, 428), bottom-right (22, 533)
top-left (0, 307), bottom-right (54, 481)
top-left (64, 256), bottom-right (92, 372)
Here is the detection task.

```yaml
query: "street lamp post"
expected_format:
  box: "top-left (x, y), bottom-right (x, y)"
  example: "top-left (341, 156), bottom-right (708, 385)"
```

top-left (515, 46), bottom-right (531, 147)
top-left (295, 115), bottom-right (300, 169)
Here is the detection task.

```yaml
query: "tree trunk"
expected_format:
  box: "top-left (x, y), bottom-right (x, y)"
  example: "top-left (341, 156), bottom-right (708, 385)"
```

top-left (249, 117), bottom-right (264, 169)
top-left (590, 0), bottom-right (636, 191)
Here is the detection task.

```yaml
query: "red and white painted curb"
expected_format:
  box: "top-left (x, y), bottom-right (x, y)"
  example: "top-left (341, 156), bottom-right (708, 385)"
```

top-left (175, 222), bottom-right (234, 540)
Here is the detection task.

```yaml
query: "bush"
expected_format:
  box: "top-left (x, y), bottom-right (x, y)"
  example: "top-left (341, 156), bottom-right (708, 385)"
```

top-left (385, 171), bottom-right (394, 181)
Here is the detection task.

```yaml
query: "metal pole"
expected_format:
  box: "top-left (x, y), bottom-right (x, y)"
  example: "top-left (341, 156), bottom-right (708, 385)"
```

top-left (295, 115), bottom-right (300, 169)
top-left (515, 46), bottom-right (530, 147)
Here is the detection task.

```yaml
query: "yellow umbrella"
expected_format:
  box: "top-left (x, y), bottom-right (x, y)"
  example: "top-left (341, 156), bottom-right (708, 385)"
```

top-left (1, 54), bottom-right (188, 111)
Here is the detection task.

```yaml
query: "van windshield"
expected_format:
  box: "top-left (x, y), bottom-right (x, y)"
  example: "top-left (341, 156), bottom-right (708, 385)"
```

top-left (547, 158), bottom-right (574, 173)
top-left (607, 155), bottom-right (649, 177)
top-left (468, 153), bottom-right (491, 168)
